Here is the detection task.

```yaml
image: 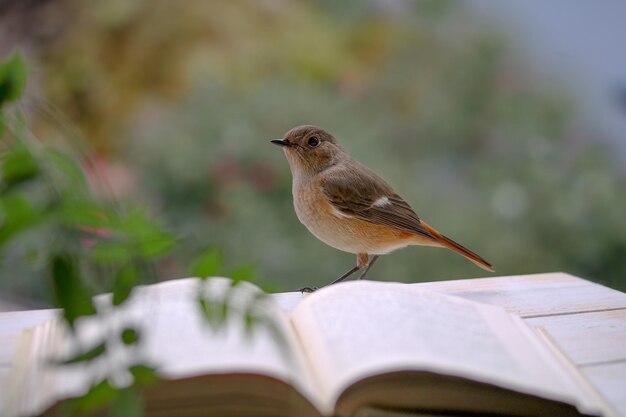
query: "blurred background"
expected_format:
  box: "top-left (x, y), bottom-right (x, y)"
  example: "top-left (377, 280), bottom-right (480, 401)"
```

top-left (1, 0), bottom-right (625, 308)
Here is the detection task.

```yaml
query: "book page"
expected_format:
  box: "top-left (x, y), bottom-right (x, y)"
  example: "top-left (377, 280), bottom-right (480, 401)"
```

top-left (6, 278), bottom-right (326, 417)
top-left (271, 291), bottom-right (307, 313)
top-left (290, 280), bottom-right (600, 413)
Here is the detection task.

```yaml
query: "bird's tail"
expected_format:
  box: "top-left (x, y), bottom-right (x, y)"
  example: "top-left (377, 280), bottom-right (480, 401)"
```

top-left (420, 222), bottom-right (494, 272)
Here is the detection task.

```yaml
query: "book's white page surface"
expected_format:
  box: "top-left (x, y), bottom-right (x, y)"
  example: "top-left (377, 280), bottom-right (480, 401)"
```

top-left (137, 279), bottom-right (301, 378)
top-left (8, 278), bottom-right (325, 417)
top-left (271, 291), bottom-right (307, 313)
top-left (291, 280), bottom-right (601, 413)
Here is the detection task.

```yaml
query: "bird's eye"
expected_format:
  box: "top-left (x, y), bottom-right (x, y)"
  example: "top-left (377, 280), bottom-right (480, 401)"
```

top-left (307, 136), bottom-right (320, 147)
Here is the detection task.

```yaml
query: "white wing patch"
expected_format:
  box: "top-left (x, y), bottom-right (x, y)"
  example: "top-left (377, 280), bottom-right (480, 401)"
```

top-left (372, 196), bottom-right (392, 208)
top-left (331, 206), bottom-right (349, 218)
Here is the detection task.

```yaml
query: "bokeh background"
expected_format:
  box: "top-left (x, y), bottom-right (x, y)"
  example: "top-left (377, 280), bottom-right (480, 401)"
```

top-left (1, 0), bottom-right (625, 307)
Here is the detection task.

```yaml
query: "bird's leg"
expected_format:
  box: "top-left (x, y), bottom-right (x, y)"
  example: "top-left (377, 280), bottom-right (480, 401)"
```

top-left (357, 255), bottom-right (379, 280)
top-left (299, 265), bottom-right (361, 293)
top-left (329, 265), bottom-right (361, 285)
top-left (299, 254), bottom-right (369, 293)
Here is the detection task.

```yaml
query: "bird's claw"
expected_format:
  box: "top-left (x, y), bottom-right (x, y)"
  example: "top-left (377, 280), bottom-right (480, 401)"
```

top-left (299, 286), bottom-right (318, 294)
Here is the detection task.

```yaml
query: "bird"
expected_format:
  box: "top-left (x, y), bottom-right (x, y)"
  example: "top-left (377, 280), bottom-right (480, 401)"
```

top-left (271, 125), bottom-right (493, 292)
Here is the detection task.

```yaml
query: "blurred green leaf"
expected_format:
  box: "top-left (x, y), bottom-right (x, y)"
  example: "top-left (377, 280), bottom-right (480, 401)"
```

top-left (120, 327), bottom-right (140, 345)
top-left (220, 299), bottom-right (229, 323)
top-left (122, 209), bottom-right (176, 259)
top-left (1, 144), bottom-right (40, 191)
top-left (89, 241), bottom-right (134, 264)
top-left (0, 53), bottom-right (26, 106)
top-left (198, 297), bottom-right (229, 331)
top-left (54, 341), bottom-right (106, 365)
top-left (190, 248), bottom-right (223, 279)
top-left (51, 254), bottom-right (97, 328)
top-left (46, 149), bottom-right (90, 195)
top-left (112, 264), bottom-right (138, 305)
top-left (70, 379), bottom-right (118, 413)
top-left (251, 279), bottom-right (280, 294)
top-left (243, 310), bottom-right (257, 337)
top-left (198, 298), bottom-right (214, 327)
top-left (60, 204), bottom-right (174, 263)
top-left (0, 113), bottom-right (5, 137)
top-left (110, 387), bottom-right (142, 417)
top-left (136, 235), bottom-right (175, 259)
top-left (229, 264), bottom-right (256, 284)
top-left (129, 364), bottom-right (160, 385)
top-left (0, 194), bottom-right (45, 246)
top-left (57, 200), bottom-right (114, 230)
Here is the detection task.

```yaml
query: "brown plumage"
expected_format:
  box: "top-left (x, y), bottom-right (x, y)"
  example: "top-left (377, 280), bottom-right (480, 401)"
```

top-left (271, 125), bottom-right (493, 291)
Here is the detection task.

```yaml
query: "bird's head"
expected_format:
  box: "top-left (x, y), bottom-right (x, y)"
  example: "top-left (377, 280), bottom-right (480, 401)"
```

top-left (271, 125), bottom-right (346, 175)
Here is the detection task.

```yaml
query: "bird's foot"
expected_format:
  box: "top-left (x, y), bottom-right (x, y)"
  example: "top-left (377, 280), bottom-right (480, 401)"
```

top-left (299, 286), bottom-right (318, 294)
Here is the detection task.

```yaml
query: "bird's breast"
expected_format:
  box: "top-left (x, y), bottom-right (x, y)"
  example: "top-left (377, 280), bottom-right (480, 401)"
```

top-left (292, 179), bottom-right (414, 255)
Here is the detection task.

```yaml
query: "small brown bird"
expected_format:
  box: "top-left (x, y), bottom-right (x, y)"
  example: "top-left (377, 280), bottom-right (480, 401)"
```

top-left (271, 125), bottom-right (493, 292)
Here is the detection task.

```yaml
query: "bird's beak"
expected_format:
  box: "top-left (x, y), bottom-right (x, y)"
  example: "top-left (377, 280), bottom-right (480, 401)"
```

top-left (270, 139), bottom-right (291, 147)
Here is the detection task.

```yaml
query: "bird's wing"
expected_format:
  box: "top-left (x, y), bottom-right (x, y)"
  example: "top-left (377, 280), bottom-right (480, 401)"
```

top-left (320, 164), bottom-right (433, 239)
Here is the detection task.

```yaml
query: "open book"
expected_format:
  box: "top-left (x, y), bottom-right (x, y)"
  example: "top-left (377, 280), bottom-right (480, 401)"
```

top-left (3, 278), bottom-right (612, 417)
